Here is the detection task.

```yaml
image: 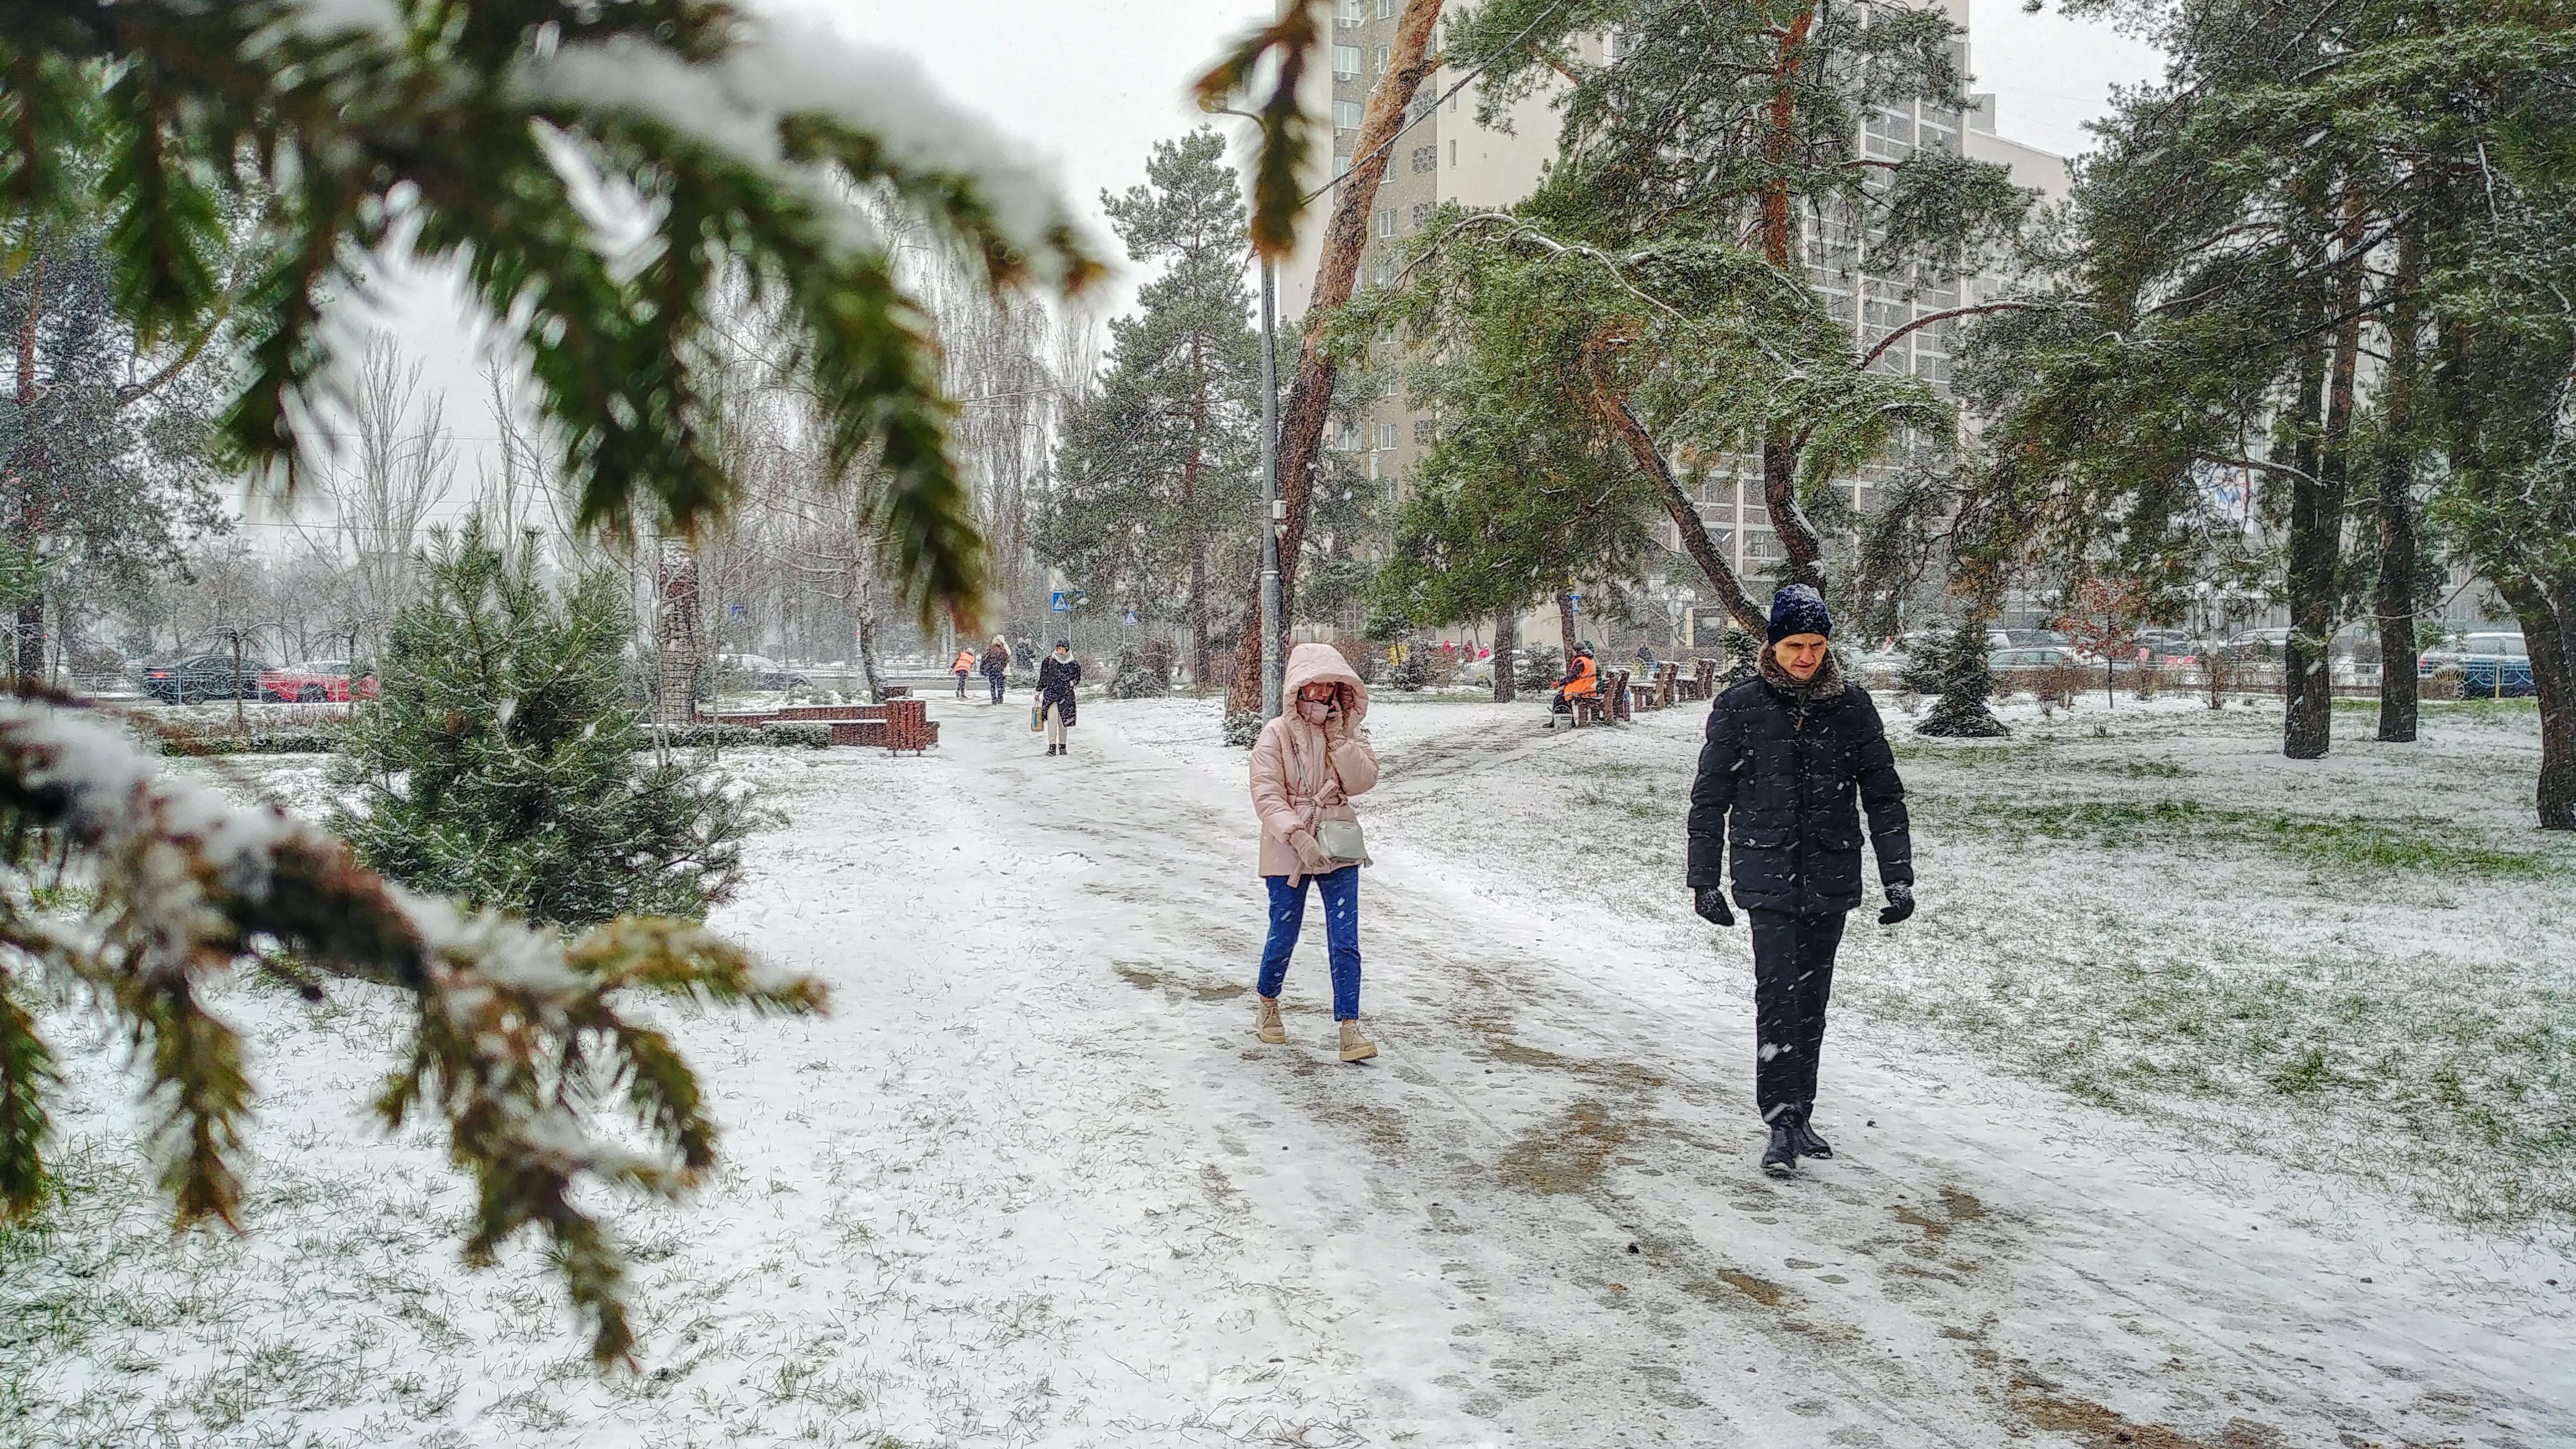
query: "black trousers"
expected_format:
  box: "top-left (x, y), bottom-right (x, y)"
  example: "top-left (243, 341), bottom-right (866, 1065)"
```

top-left (1748, 907), bottom-right (1847, 1121)
top-left (985, 672), bottom-right (1004, 702)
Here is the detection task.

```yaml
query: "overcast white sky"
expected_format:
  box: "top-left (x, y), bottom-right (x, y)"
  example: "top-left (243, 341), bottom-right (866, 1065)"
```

top-left (325, 0), bottom-right (2164, 526)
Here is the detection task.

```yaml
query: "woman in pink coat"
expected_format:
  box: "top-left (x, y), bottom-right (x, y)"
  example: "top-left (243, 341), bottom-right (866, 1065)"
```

top-left (1248, 643), bottom-right (1382, 1061)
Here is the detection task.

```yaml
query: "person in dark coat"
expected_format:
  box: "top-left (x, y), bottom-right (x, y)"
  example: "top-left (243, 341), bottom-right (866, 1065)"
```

top-left (1037, 642), bottom-right (1081, 756)
top-left (980, 636), bottom-right (1010, 704)
top-left (1687, 584), bottom-right (1913, 1177)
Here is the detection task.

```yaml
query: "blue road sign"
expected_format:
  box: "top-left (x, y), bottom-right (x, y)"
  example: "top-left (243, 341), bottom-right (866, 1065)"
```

top-left (1050, 591), bottom-right (1069, 612)
top-left (1123, 609), bottom-right (1138, 627)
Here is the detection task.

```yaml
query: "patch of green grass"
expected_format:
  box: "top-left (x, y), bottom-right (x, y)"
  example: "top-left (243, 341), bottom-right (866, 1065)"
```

top-left (1940, 796), bottom-right (2550, 877)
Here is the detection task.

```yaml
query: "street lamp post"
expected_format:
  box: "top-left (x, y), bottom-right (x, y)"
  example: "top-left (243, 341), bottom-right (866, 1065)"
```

top-left (1259, 257), bottom-right (1284, 723)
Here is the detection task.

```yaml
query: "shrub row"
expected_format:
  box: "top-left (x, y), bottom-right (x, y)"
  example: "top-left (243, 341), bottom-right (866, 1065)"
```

top-left (157, 728), bottom-right (347, 755)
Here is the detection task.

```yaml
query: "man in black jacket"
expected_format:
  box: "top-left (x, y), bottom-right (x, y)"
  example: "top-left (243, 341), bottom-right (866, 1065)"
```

top-left (1687, 585), bottom-right (1913, 1177)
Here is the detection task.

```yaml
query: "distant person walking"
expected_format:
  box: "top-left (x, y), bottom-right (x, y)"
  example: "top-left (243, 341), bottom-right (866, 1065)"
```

top-left (1687, 584), bottom-right (1913, 1177)
top-left (1037, 642), bottom-right (1081, 756)
top-left (1248, 643), bottom-right (1381, 1063)
top-left (951, 645), bottom-right (978, 698)
top-left (980, 635), bottom-right (1010, 704)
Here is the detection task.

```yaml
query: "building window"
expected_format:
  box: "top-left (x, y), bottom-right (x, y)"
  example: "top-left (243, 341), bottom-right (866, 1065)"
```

top-left (1333, 45), bottom-right (1360, 79)
top-left (1412, 418), bottom-right (1437, 445)
top-left (1377, 422), bottom-right (1400, 451)
top-left (1375, 207), bottom-right (1396, 237)
top-left (1410, 144), bottom-right (1437, 173)
top-left (1375, 0), bottom-right (1395, 16)
top-left (1448, 139), bottom-right (1456, 167)
top-left (1334, 0), bottom-right (1364, 25)
top-left (1334, 100), bottom-right (1364, 132)
top-left (1370, 44), bottom-right (1391, 74)
top-left (1331, 422), bottom-right (1362, 451)
top-left (1410, 202), bottom-right (1434, 228)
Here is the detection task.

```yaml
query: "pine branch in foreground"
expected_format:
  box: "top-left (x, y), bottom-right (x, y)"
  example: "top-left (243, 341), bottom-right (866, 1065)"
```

top-left (0, 690), bottom-right (825, 1367)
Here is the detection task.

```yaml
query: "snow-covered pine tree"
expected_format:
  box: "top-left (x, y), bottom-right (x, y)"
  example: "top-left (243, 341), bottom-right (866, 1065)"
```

top-left (333, 520), bottom-right (759, 926)
top-left (1917, 618), bottom-right (2008, 738)
top-left (1040, 128), bottom-right (1261, 688)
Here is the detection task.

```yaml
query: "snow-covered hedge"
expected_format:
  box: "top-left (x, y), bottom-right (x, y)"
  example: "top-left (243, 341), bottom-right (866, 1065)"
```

top-left (647, 724), bottom-right (764, 750)
top-left (159, 728), bottom-right (346, 756)
top-left (759, 721), bottom-right (834, 749)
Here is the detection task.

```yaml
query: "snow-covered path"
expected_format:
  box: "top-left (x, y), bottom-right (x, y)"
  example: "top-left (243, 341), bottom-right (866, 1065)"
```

top-left (14, 694), bottom-right (2572, 1448)
top-left (689, 695), bottom-right (2573, 1447)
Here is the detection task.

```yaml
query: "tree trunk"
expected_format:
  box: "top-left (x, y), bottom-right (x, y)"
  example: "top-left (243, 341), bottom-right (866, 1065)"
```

top-left (2282, 303), bottom-right (2340, 760)
top-left (1757, 7), bottom-right (1827, 597)
top-left (2374, 235), bottom-right (2424, 743)
top-left (1760, 437), bottom-right (1828, 594)
top-left (2500, 577), bottom-right (2575, 829)
top-left (11, 256), bottom-right (43, 685)
top-left (1492, 607), bottom-right (1518, 703)
top-left (1188, 549), bottom-right (1211, 689)
top-left (853, 570), bottom-right (886, 705)
top-left (1600, 393), bottom-right (1765, 633)
top-left (11, 598), bottom-right (39, 683)
top-left (1225, 0), bottom-right (1445, 716)
top-left (1557, 590), bottom-right (1578, 653)
top-left (2288, 196), bottom-right (2366, 760)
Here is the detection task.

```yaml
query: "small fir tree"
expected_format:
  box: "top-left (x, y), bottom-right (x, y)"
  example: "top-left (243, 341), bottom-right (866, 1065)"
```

top-left (1107, 643), bottom-right (1173, 699)
top-left (333, 521), bottom-right (761, 926)
top-left (1917, 618), bottom-right (2008, 738)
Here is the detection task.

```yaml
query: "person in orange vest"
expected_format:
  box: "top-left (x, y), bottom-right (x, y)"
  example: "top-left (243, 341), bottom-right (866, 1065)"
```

top-left (951, 645), bottom-right (978, 698)
top-left (1551, 643), bottom-right (1598, 718)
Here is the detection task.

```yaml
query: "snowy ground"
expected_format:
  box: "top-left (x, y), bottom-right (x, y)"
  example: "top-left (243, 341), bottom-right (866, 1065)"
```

top-left (5, 689), bottom-right (2572, 1448)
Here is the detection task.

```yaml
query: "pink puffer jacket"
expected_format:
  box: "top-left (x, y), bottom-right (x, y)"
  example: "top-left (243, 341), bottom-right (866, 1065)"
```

top-left (1249, 643), bottom-right (1379, 879)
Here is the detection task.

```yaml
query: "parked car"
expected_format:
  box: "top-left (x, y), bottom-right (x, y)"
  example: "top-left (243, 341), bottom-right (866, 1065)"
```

top-left (2139, 637), bottom-right (2200, 666)
top-left (257, 659), bottom-right (380, 703)
top-left (2216, 627), bottom-right (2294, 661)
top-left (1997, 629), bottom-right (2072, 650)
top-left (715, 653), bottom-right (810, 690)
top-left (141, 653), bottom-right (271, 703)
top-left (2419, 630), bottom-right (2524, 677)
top-left (2426, 631), bottom-right (2535, 697)
top-left (1988, 645), bottom-right (2078, 674)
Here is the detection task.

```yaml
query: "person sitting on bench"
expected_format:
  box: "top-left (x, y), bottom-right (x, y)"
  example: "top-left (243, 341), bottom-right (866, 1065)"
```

top-left (1552, 644), bottom-right (1599, 715)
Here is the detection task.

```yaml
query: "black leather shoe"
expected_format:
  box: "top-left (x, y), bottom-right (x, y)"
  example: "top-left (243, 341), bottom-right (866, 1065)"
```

top-left (1788, 1103), bottom-right (1832, 1159)
top-left (1761, 1121), bottom-right (1798, 1177)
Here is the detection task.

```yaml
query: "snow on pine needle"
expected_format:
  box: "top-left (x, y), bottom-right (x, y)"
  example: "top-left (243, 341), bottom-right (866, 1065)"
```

top-left (0, 694), bottom-right (825, 1367)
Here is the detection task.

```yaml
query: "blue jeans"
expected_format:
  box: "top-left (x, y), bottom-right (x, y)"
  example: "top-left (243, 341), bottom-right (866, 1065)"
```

top-left (1258, 868), bottom-right (1363, 1019)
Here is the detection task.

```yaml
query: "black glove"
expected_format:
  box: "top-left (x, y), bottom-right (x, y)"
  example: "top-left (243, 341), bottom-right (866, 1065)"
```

top-left (1692, 887), bottom-right (1735, 927)
top-left (1878, 884), bottom-right (1915, 926)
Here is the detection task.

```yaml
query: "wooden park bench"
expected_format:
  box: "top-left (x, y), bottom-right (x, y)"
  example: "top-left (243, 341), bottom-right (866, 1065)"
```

top-left (1676, 658), bottom-right (1718, 702)
top-left (1572, 668), bottom-right (1632, 726)
top-left (716, 698), bottom-right (940, 752)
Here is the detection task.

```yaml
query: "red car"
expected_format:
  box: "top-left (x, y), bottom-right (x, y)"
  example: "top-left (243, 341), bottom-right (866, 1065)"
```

top-left (257, 659), bottom-right (380, 703)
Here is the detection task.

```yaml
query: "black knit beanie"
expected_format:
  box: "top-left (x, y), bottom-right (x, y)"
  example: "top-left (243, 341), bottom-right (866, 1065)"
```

top-left (1765, 584), bottom-right (1833, 643)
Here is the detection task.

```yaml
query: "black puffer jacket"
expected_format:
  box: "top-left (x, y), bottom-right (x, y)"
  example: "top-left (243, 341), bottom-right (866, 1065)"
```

top-left (1686, 651), bottom-right (1912, 916)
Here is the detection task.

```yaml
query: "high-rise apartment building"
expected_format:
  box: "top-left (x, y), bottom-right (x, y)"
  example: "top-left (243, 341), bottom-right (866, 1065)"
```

top-left (1275, 0), bottom-right (2071, 642)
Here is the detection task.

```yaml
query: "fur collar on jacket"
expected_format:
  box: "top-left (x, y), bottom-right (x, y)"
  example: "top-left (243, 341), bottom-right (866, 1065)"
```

top-left (1758, 643), bottom-right (1847, 706)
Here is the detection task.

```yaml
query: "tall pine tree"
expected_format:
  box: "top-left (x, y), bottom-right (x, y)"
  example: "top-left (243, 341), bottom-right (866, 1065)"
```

top-left (1040, 128), bottom-right (1261, 685)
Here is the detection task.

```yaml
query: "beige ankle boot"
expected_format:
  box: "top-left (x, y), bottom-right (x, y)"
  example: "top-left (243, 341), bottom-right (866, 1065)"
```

top-left (1255, 994), bottom-right (1286, 1044)
top-left (1338, 1017), bottom-right (1377, 1063)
